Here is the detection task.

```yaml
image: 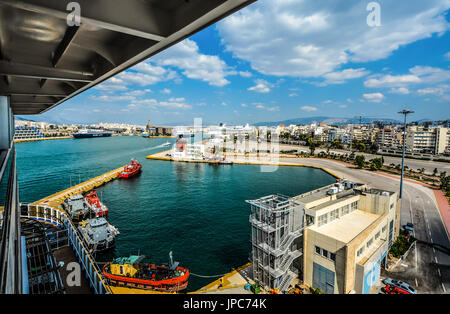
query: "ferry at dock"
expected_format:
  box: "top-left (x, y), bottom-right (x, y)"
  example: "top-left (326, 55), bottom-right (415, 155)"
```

top-left (103, 253), bottom-right (189, 292)
top-left (73, 128), bottom-right (112, 138)
top-left (118, 159), bottom-right (142, 178)
top-left (84, 190), bottom-right (108, 217)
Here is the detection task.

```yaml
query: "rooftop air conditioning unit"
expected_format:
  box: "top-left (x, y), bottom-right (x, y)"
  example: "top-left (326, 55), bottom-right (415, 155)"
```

top-left (327, 187), bottom-right (338, 195)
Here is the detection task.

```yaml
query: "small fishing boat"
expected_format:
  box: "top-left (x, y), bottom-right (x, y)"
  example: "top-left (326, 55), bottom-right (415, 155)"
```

top-left (162, 142), bottom-right (171, 147)
top-left (118, 158), bottom-right (142, 179)
top-left (103, 252), bottom-right (189, 292)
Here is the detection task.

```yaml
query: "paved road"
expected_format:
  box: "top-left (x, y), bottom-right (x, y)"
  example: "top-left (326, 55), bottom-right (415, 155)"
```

top-left (279, 157), bottom-right (450, 293)
top-left (277, 143), bottom-right (450, 175)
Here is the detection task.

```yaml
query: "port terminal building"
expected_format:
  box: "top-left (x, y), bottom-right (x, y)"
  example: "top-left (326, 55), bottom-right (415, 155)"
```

top-left (248, 181), bottom-right (400, 294)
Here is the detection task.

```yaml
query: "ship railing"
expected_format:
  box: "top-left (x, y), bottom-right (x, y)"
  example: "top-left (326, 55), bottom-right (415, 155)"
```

top-left (20, 203), bottom-right (112, 294)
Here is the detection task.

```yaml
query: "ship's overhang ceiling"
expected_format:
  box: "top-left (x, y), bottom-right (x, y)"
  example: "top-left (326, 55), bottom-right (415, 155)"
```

top-left (0, 0), bottom-right (255, 115)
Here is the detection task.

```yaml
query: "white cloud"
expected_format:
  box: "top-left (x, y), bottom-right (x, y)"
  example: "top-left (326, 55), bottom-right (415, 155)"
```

top-left (239, 71), bottom-right (252, 78)
top-left (365, 66), bottom-right (450, 88)
top-left (320, 68), bottom-right (369, 85)
top-left (301, 106), bottom-right (318, 112)
top-left (132, 98), bottom-right (192, 110)
top-left (445, 52), bottom-right (450, 60)
top-left (217, 0), bottom-right (450, 79)
top-left (389, 87), bottom-right (410, 95)
top-left (364, 74), bottom-right (421, 88)
top-left (255, 104), bottom-right (265, 109)
top-left (417, 85), bottom-right (450, 97)
top-left (241, 103), bottom-right (248, 107)
top-left (161, 88), bottom-right (171, 94)
top-left (152, 39), bottom-right (233, 86)
top-left (267, 106), bottom-right (280, 112)
top-left (248, 79), bottom-right (273, 93)
top-left (363, 93), bottom-right (385, 103)
top-left (289, 93), bottom-right (298, 97)
top-left (168, 97), bottom-right (185, 102)
top-left (92, 95), bottom-right (135, 102)
top-left (338, 104), bottom-right (348, 108)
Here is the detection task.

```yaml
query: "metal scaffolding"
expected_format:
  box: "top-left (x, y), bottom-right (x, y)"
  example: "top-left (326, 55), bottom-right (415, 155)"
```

top-left (246, 194), bottom-right (304, 292)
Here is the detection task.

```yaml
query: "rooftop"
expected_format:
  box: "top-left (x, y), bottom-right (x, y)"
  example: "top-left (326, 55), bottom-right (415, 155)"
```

top-left (308, 209), bottom-right (380, 244)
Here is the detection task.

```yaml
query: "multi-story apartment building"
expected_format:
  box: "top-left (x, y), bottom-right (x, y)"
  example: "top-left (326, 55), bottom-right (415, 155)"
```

top-left (376, 128), bottom-right (403, 149)
top-left (248, 181), bottom-right (400, 294)
top-left (406, 126), bottom-right (449, 155)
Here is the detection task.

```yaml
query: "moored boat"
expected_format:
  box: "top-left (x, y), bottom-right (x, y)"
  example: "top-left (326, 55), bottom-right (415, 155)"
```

top-left (118, 158), bottom-right (142, 178)
top-left (63, 193), bottom-right (89, 221)
top-left (84, 190), bottom-right (108, 217)
top-left (78, 217), bottom-right (119, 253)
top-left (103, 253), bottom-right (189, 292)
top-left (162, 142), bottom-right (171, 147)
top-left (73, 128), bottom-right (112, 138)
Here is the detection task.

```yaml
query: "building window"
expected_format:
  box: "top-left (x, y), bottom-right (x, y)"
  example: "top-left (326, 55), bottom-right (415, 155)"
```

top-left (342, 205), bottom-right (349, 216)
top-left (306, 215), bottom-right (315, 226)
top-left (330, 253), bottom-right (336, 261)
top-left (375, 231), bottom-right (380, 240)
top-left (382, 225), bottom-right (387, 233)
top-left (322, 249), bottom-right (328, 258)
top-left (315, 246), bottom-right (321, 254)
top-left (351, 201), bottom-right (358, 211)
top-left (367, 238), bottom-right (373, 248)
top-left (330, 208), bottom-right (339, 221)
top-left (357, 247), bottom-right (364, 257)
top-left (318, 214), bottom-right (328, 227)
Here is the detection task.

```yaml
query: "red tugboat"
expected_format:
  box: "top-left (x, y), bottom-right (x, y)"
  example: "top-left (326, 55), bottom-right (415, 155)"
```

top-left (84, 190), bottom-right (108, 217)
top-left (119, 158), bottom-right (142, 178)
top-left (103, 253), bottom-right (189, 292)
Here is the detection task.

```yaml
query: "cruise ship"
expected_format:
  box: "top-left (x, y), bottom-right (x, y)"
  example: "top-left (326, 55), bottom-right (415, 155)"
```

top-left (73, 128), bottom-right (112, 138)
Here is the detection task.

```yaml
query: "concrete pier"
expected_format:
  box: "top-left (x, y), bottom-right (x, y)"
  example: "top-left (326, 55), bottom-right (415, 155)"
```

top-left (32, 166), bottom-right (125, 209)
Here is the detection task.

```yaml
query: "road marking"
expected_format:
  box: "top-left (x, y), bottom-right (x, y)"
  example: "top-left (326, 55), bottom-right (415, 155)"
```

top-left (437, 268), bottom-right (441, 277)
top-left (415, 278), bottom-right (418, 287)
top-left (435, 256), bottom-right (438, 264)
top-left (442, 283), bottom-right (447, 293)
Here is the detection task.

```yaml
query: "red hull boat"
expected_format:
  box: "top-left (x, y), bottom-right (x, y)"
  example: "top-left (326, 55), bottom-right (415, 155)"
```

top-left (84, 190), bottom-right (108, 217)
top-left (103, 255), bottom-right (189, 292)
top-left (119, 158), bottom-right (142, 178)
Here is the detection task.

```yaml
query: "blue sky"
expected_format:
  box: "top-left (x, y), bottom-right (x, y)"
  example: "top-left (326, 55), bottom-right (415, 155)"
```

top-left (37, 0), bottom-right (450, 126)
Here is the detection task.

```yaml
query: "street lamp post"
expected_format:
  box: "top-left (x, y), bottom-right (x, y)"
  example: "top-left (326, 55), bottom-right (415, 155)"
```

top-left (398, 110), bottom-right (414, 199)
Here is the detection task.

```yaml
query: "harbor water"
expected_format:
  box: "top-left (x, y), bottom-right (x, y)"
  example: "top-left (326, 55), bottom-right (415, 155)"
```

top-left (16, 136), bottom-right (336, 291)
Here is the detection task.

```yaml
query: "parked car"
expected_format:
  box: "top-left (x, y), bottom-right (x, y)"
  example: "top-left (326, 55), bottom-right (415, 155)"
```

top-left (403, 223), bottom-right (414, 232)
top-left (384, 285), bottom-right (411, 294)
top-left (382, 278), bottom-right (416, 294)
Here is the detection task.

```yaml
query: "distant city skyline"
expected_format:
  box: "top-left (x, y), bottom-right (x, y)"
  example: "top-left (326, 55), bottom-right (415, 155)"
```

top-left (32, 0), bottom-right (450, 125)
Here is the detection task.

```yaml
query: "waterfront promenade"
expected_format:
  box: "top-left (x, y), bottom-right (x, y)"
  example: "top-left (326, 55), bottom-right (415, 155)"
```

top-left (13, 136), bottom-right (72, 143)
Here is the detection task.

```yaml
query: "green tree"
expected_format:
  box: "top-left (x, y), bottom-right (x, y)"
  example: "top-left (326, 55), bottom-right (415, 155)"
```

top-left (355, 155), bottom-right (365, 169)
top-left (370, 157), bottom-right (383, 171)
top-left (369, 142), bottom-right (379, 154)
top-left (433, 168), bottom-right (438, 177)
top-left (307, 137), bottom-right (316, 156)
